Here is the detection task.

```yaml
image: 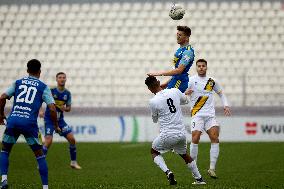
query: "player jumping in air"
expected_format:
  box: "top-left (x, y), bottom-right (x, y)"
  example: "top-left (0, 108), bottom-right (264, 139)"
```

top-left (0, 59), bottom-right (60, 189)
top-left (40, 72), bottom-right (82, 170)
top-left (145, 76), bottom-right (206, 185)
top-left (147, 26), bottom-right (194, 93)
top-left (185, 59), bottom-right (231, 179)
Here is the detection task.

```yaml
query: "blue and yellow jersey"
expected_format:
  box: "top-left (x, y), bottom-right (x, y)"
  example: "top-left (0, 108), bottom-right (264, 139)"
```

top-left (5, 76), bottom-right (54, 127)
top-left (172, 44), bottom-right (195, 80)
top-left (44, 87), bottom-right (71, 121)
top-left (167, 44), bottom-right (195, 92)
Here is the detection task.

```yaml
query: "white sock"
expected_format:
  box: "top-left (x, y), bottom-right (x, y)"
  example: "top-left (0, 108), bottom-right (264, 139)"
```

top-left (71, 161), bottom-right (77, 164)
top-left (1, 175), bottom-right (7, 182)
top-left (153, 155), bottom-right (169, 173)
top-left (210, 143), bottom-right (219, 170)
top-left (187, 160), bottom-right (201, 179)
top-left (190, 143), bottom-right (199, 161)
top-left (43, 185), bottom-right (48, 189)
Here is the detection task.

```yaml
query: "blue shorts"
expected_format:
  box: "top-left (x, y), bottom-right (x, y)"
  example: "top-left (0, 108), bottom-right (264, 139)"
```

top-left (167, 78), bottom-right (188, 93)
top-left (44, 119), bottom-right (72, 137)
top-left (2, 126), bottom-right (42, 151)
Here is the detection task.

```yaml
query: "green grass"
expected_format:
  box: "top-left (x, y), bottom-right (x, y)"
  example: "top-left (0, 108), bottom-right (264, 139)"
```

top-left (4, 142), bottom-right (284, 189)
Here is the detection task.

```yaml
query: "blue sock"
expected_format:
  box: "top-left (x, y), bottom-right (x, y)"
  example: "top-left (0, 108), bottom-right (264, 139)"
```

top-left (36, 155), bottom-right (48, 185)
top-left (42, 145), bottom-right (48, 156)
top-left (69, 144), bottom-right (76, 161)
top-left (0, 151), bottom-right (9, 176)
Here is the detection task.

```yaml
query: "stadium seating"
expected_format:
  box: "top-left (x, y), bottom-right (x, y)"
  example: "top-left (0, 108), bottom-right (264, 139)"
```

top-left (0, 1), bottom-right (283, 107)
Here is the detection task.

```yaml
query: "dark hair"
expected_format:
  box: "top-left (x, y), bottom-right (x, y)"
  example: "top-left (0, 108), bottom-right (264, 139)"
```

top-left (196, 59), bottom-right (207, 66)
top-left (27, 59), bottom-right (41, 74)
top-left (177, 26), bottom-right (191, 37)
top-left (145, 76), bottom-right (159, 89)
top-left (56, 72), bottom-right (66, 77)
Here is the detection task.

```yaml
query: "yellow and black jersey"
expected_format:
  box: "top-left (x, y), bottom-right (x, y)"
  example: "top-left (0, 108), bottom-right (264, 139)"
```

top-left (188, 75), bottom-right (222, 117)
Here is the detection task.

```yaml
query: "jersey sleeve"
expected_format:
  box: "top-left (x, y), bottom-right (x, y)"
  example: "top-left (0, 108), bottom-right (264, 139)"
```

top-left (149, 100), bottom-right (158, 123)
top-left (5, 82), bottom-right (16, 98)
top-left (175, 88), bottom-right (189, 105)
top-left (213, 79), bottom-right (229, 106)
top-left (42, 86), bottom-right (55, 105)
top-left (187, 77), bottom-right (194, 89)
top-left (66, 91), bottom-right (72, 106)
top-left (179, 49), bottom-right (194, 67)
top-left (213, 79), bottom-right (222, 94)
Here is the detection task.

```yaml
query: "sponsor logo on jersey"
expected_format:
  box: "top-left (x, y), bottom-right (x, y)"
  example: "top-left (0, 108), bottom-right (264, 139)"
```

top-left (204, 78), bottom-right (215, 91)
top-left (183, 55), bottom-right (190, 61)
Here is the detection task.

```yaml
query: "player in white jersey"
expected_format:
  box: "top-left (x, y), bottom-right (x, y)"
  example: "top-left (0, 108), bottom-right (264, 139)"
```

top-left (185, 59), bottom-right (231, 179)
top-left (145, 76), bottom-right (206, 185)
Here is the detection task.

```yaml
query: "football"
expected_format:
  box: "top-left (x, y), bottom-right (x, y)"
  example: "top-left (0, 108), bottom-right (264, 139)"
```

top-left (169, 3), bottom-right (185, 20)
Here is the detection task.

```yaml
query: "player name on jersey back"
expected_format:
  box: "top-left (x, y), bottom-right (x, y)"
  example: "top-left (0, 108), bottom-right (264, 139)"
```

top-left (8, 77), bottom-right (46, 124)
top-left (21, 79), bottom-right (39, 87)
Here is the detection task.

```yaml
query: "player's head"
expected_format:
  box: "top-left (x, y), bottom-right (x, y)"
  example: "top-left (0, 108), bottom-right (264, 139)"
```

top-left (27, 59), bottom-right (41, 78)
top-left (145, 76), bottom-right (161, 94)
top-left (177, 26), bottom-right (191, 45)
top-left (196, 59), bottom-right (207, 77)
top-left (56, 72), bottom-right (66, 87)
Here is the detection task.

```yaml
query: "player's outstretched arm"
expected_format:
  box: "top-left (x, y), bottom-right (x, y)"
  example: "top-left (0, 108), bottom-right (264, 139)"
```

top-left (160, 78), bottom-right (171, 89)
top-left (147, 64), bottom-right (186, 77)
top-left (0, 93), bottom-right (9, 125)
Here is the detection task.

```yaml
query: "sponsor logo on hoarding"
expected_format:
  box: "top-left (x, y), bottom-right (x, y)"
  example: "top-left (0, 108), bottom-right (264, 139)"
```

top-left (119, 116), bottom-right (139, 142)
top-left (261, 124), bottom-right (284, 134)
top-left (245, 122), bottom-right (284, 135)
top-left (245, 122), bottom-right (257, 135)
top-left (71, 125), bottom-right (96, 135)
top-left (39, 124), bottom-right (96, 135)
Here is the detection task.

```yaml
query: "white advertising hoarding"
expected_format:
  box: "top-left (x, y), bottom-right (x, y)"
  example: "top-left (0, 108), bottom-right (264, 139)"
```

top-left (1, 116), bottom-right (284, 142)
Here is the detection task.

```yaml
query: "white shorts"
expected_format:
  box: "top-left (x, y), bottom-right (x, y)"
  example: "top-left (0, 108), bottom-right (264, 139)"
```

top-left (191, 116), bottom-right (219, 133)
top-left (152, 132), bottom-right (187, 154)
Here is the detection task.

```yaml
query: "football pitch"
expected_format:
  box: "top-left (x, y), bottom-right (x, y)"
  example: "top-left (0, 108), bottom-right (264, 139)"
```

top-left (4, 142), bottom-right (284, 189)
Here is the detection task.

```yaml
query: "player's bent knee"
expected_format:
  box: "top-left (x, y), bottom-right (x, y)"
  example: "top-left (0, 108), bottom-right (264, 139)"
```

top-left (191, 131), bottom-right (201, 144)
top-left (191, 135), bottom-right (201, 144)
top-left (151, 148), bottom-right (160, 156)
top-left (44, 135), bottom-right (53, 146)
top-left (179, 153), bottom-right (192, 164)
top-left (69, 137), bottom-right (76, 145)
top-left (33, 148), bottom-right (44, 157)
top-left (208, 132), bottom-right (219, 143)
top-left (66, 133), bottom-right (76, 145)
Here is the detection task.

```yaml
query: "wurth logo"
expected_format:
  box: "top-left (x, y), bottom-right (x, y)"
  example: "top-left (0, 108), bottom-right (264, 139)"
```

top-left (261, 124), bottom-right (284, 134)
top-left (245, 122), bottom-right (284, 135)
top-left (245, 122), bottom-right (257, 135)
